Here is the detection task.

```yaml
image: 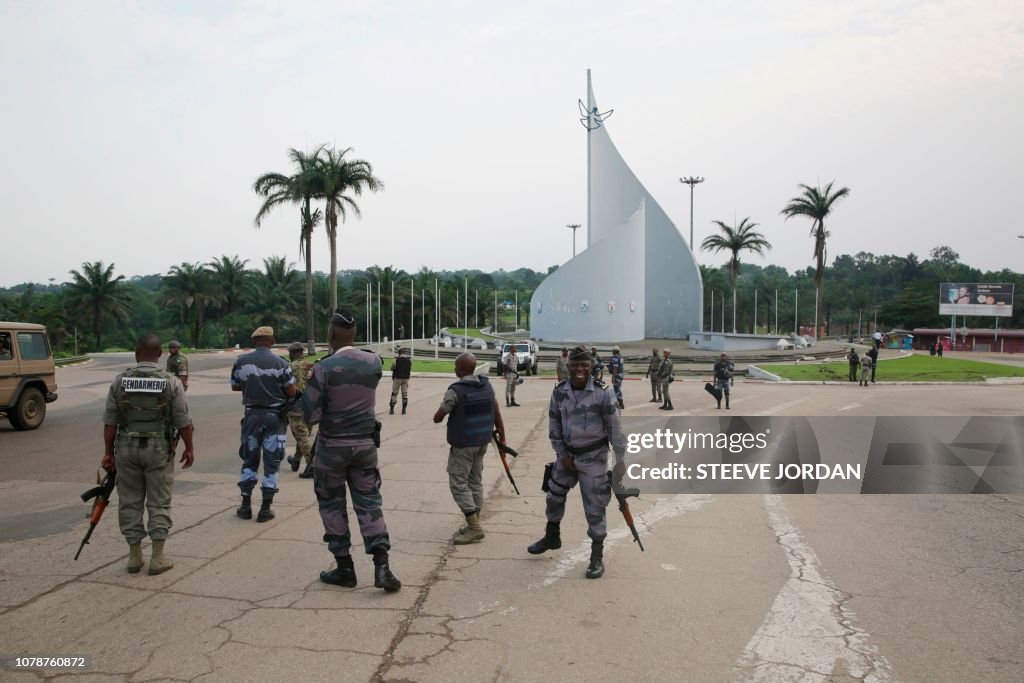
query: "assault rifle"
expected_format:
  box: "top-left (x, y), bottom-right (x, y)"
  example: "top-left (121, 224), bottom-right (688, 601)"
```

top-left (491, 430), bottom-right (520, 495)
top-left (610, 471), bottom-right (644, 552)
top-left (74, 469), bottom-right (117, 560)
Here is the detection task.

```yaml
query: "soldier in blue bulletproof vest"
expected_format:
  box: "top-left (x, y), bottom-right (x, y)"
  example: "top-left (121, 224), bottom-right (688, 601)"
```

top-left (527, 346), bottom-right (627, 579)
top-left (101, 334), bottom-right (195, 575)
top-left (230, 326), bottom-right (297, 523)
top-left (713, 353), bottom-right (733, 410)
top-left (433, 352), bottom-right (508, 545)
top-left (609, 345), bottom-right (625, 410)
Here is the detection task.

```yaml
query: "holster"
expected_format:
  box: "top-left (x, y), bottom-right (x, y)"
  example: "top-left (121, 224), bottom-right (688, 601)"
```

top-left (541, 462), bottom-right (554, 493)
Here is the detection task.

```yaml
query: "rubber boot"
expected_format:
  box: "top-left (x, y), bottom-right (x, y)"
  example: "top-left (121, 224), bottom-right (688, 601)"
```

top-left (725, 396), bottom-right (730, 410)
top-left (585, 539), bottom-right (605, 579)
top-left (527, 522), bottom-right (562, 555)
top-left (716, 398), bottom-right (722, 409)
top-left (236, 495), bottom-right (252, 520)
top-left (148, 539), bottom-right (174, 575)
top-left (320, 554), bottom-right (357, 587)
top-left (299, 462), bottom-right (315, 479)
top-left (453, 512), bottom-right (485, 545)
top-left (401, 399), bottom-right (408, 415)
top-left (127, 542), bottom-right (143, 574)
top-left (287, 454), bottom-right (300, 472)
top-left (389, 401), bottom-right (395, 415)
top-left (256, 497), bottom-right (275, 523)
top-left (372, 550), bottom-right (402, 592)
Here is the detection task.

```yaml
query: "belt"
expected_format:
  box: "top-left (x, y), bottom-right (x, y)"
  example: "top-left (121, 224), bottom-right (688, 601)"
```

top-left (245, 405), bottom-right (281, 412)
top-left (564, 438), bottom-right (609, 456)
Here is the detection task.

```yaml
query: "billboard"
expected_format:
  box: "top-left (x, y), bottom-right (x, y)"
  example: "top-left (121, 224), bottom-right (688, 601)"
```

top-left (939, 283), bottom-right (1014, 317)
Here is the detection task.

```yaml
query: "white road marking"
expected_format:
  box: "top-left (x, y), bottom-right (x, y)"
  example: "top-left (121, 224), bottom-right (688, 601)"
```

top-left (660, 563), bottom-right (680, 571)
top-left (733, 495), bottom-right (893, 681)
top-left (536, 494), bottom-right (713, 588)
top-left (837, 402), bottom-right (863, 412)
top-left (753, 397), bottom-right (813, 416)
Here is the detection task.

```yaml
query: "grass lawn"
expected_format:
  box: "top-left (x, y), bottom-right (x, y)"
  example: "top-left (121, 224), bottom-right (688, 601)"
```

top-left (446, 327), bottom-right (487, 338)
top-left (760, 355), bottom-right (1024, 382)
top-left (308, 350), bottom-right (455, 374)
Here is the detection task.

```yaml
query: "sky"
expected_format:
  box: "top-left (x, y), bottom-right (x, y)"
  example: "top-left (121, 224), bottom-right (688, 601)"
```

top-left (1, 0), bottom-right (1022, 287)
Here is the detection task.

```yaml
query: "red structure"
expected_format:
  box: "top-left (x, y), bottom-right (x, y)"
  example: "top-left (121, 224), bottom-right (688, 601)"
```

top-left (912, 328), bottom-right (1024, 354)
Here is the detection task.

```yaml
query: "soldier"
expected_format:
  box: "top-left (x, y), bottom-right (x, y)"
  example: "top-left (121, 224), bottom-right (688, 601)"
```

top-left (389, 347), bottom-right (412, 415)
top-left (590, 346), bottom-right (604, 383)
top-left (609, 345), bottom-right (625, 410)
top-left (527, 346), bottom-right (626, 579)
top-left (230, 326), bottom-right (296, 523)
top-left (866, 345), bottom-right (879, 383)
top-left (285, 342), bottom-right (315, 478)
top-left (645, 347), bottom-right (662, 403)
top-left (101, 333), bottom-right (194, 575)
top-left (504, 346), bottom-right (520, 407)
top-left (859, 353), bottom-right (873, 387)
top-left (302, 310), bottom-right (401, 592)
top-left (555, 346), bottom-right (570, 383)
top-left (846, 347), bottom-right (860, 382)
top-left (432, 351), bottom-right (507, 544)
top-left (713, 353), bottom-right (733, 410)
top-left (658, 348), bottom-right (674, 410)
top-left (165, 340), bottom-right (189, 391)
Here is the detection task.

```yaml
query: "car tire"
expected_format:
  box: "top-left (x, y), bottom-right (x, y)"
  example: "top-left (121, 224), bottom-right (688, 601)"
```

top-left (9, 387), bottom-right (46, 430)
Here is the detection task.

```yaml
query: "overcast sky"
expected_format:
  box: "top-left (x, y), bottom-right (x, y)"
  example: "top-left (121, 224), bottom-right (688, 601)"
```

top-left (1, 0), bottom-right (1022, 287)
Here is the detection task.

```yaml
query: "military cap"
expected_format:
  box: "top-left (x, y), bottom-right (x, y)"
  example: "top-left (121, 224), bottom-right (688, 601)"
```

top-left (287, 342), bottom-right (304, 352)
top-left (663, 347), bottom-right (671, 354)
top-left (612, 345), bottom-right (621, 352)
top-left (251, 326), bottom-right (275, 338)
top-left (168, 340), bottom-right (181, 349)
top-left (330, 309), bottom-right (357, 329)
top-left (568, 345), bottom-right (592, 362)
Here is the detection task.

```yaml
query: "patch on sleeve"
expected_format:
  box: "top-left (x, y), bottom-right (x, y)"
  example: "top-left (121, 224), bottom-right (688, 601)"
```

top-left (121, 377), bottom-right (168, 393)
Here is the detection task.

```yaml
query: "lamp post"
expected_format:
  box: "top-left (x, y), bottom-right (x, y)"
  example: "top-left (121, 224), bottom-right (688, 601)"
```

top-left (679, 176), bottom-right (705, 250)
top-left (567, 223), bottom-right (581, 257)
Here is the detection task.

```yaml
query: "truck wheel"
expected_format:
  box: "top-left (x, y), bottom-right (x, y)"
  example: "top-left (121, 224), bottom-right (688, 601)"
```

top-left (9, 387), bottom-right (46, 430)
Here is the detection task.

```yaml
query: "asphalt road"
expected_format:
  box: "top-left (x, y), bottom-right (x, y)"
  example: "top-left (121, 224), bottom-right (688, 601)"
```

top-left (0, 352), bottom-right (1021, 681)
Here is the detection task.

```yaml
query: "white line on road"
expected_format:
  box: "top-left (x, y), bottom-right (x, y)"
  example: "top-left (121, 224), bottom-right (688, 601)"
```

top-left (837, 402), bottom-right (863, 412)
top-left (733, 495), bottom-right (894, 682)
top-left (536, 494), bottom-right (713, 588)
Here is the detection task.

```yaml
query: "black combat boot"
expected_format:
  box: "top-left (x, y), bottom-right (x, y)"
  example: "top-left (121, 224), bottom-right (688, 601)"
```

top-left (585, 539), bottom-right (605, 579)
top-left (617, 398), bottom-right (624, 410)
top-left (527, 522), bottom-right (562, 554)
top-left (401, 399), bottom-right (408, 415)
top-left (236, 495), bottom-right (252, 520)
top-left (665, 401), bottom-right (674, 411)
top-left (372, 550), bottom-right (402, 592)
top-left (320, 554), bottom-right (357, 587)
top-left (299, 462), bottom-right (314, 479)
top-left (389, 401), bottom-right (395, 415)
top-left (716, 398), bottom-right (722, 409)
top-left (287, 454), bottom-right (301, 472)
top-left (725, 396), bottom-right (730, 410)
top-left (256, 496), bottom-right (275, 523)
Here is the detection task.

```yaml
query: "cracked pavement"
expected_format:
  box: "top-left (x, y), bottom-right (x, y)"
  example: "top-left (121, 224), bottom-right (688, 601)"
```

top-left (0, 353), bottom-right (1021, 681)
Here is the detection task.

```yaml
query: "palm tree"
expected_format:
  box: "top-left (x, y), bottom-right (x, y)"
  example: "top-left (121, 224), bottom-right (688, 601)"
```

top-left (781, 181), bottom-right (851, 337)
top-left (700, 218), bottom-right (772, 333)
top-left (65, 261), bottom-right (134, 350)
top-left (253, 147), bottom-right (324, 352)
top-left (246, 257), bottom-right (304, 334)
top-left (161, 263), bottom-right (223, 348)
top-left (314, 147), bottom-right (384, 313)
top-left (207, 255), bottom-right (251, 315)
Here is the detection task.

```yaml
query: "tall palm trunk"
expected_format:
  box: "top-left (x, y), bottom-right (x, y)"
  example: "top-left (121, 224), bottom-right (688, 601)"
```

top-left (303, 199), bottom-right (315, 353)
top-left (93, 302), bottom-right (102, 350)
top-left (327, 204), bottom-right (338, 314)
top-left (814, 221), bottom-right (825, 338)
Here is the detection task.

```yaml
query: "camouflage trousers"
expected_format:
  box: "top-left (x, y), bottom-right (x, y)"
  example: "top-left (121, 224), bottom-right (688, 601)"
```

top-left (612, 375), bottom-right (623, 402)
top-left (287, 411), bottom-right (313, 466)
top-left (505, 374), bottom-right (517, 402)
top-left (661, 379), bottom-right (672, 404)
top-left (390, 378), bottom-right (409, 404)
top-left (650, 376), bottom-right (662, 401)
top-left (715, 378), bottom-right (731, 396)
top-left (447, 444), bottom-right (487, 515)
top-left (545, 449), bottom-right (611, 540)
top-left (314, 442), bottom-right (391, 557)
top-left (238, 410), bottom-right (287, 497)
top-left (115, 436), bottom-right (174, 545)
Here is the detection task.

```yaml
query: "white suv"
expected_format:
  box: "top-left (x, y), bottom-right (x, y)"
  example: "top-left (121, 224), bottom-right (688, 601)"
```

top-left (497, 341), bottom-right (538, 376)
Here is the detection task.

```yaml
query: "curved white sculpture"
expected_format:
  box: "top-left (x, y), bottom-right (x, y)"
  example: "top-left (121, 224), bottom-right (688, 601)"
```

top-left (530, 71), bottom-right (703, 342)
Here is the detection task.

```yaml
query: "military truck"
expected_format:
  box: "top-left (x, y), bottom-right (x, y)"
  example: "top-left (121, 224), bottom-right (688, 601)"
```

top-left (0, 322), bottom-right (58, 430)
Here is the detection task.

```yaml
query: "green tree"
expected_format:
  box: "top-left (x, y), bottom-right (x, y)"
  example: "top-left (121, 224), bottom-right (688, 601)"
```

top-left (65, 261), bottom-right (134, 350)
top-left (246, 257), bottom-right (303, 334)
top-left (253, 147), bottom-right (324, 350)
top-left (781, 181), bottom-right (851, 335)
top-left (700, 218), bottom-right (772, 333)
top-left (161, 263), bottom-right (223, 347)
top-left (314, 146), bottom-right (384, 314)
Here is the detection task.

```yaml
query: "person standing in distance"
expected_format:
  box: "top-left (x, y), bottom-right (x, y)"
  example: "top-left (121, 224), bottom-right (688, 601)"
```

top-left (166, 340), bottom-right (189, 391)
top-left (230, 326), bottom-right (296, 523)
top-left (609, 345), bottom-right (625, 410)
top-left (504, 346), bottom-right (520, 407)
top-left (389, 347), bottom-right (412, 415)
top-left (555, 346), bottom-right (570, 384)
top-left (285, 342), bottom-right (315, 478)
top-left (302, 310), bottom-right (401, 592)
top-left (645, 347), bottom-right (662, 403)
top-left (527, 346), bottom-right (626, 579)
top-left (713, 353), bottom-right (733, 410)
top-left (432, 352), bottom-right (507, 544)
top-left (101, 334), bottom-right (195, 574)
top-left (658, 348), bottom-right (674, 410)
top-left (866, 344), bottom-right (879, 383)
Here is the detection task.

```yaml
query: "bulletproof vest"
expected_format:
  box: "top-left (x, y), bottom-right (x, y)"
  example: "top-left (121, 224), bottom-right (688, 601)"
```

top-left (116, 366), bottom-right (172, 437)
top-left (447, 376), bottom-right (495, 447)
top-left (393, 356), bottom-right (412, 379)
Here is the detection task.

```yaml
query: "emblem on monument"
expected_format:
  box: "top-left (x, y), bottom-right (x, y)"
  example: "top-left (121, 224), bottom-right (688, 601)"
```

top-left (580, 300), bottom-right (589, 313)
top-left (607, 301), bottom-right (616, 313)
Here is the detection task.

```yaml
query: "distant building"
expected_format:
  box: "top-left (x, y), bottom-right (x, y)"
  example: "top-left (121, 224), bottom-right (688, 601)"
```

top-left (912, 328), bottom-right (1024, 354)
top-left (530, 71), bottom-right (702, 342)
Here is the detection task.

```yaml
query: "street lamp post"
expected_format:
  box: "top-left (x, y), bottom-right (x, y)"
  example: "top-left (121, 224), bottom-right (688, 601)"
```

top-left (679, 176), bottom-right (705, 250)
top-left (567, 223), bottom-right (581, 257)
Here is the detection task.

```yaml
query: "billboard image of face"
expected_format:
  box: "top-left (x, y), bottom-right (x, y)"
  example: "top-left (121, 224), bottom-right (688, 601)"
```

top-left (939, 283), bottom-right (1014, 317)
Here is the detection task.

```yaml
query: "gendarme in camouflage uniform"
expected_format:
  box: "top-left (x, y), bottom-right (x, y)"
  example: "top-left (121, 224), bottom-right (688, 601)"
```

top-left (657, 349), bottom-right (674, 411)
top-left (286, 342), bottom-right (315, 477)
top-left (165, 341), bottom-right (188, 391)
top-left (646, 348), bottom-right (662, 403)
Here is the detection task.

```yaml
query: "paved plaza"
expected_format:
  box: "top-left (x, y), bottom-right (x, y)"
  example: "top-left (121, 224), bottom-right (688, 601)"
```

top-left (0, 353), bottom-right (1021, 681)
